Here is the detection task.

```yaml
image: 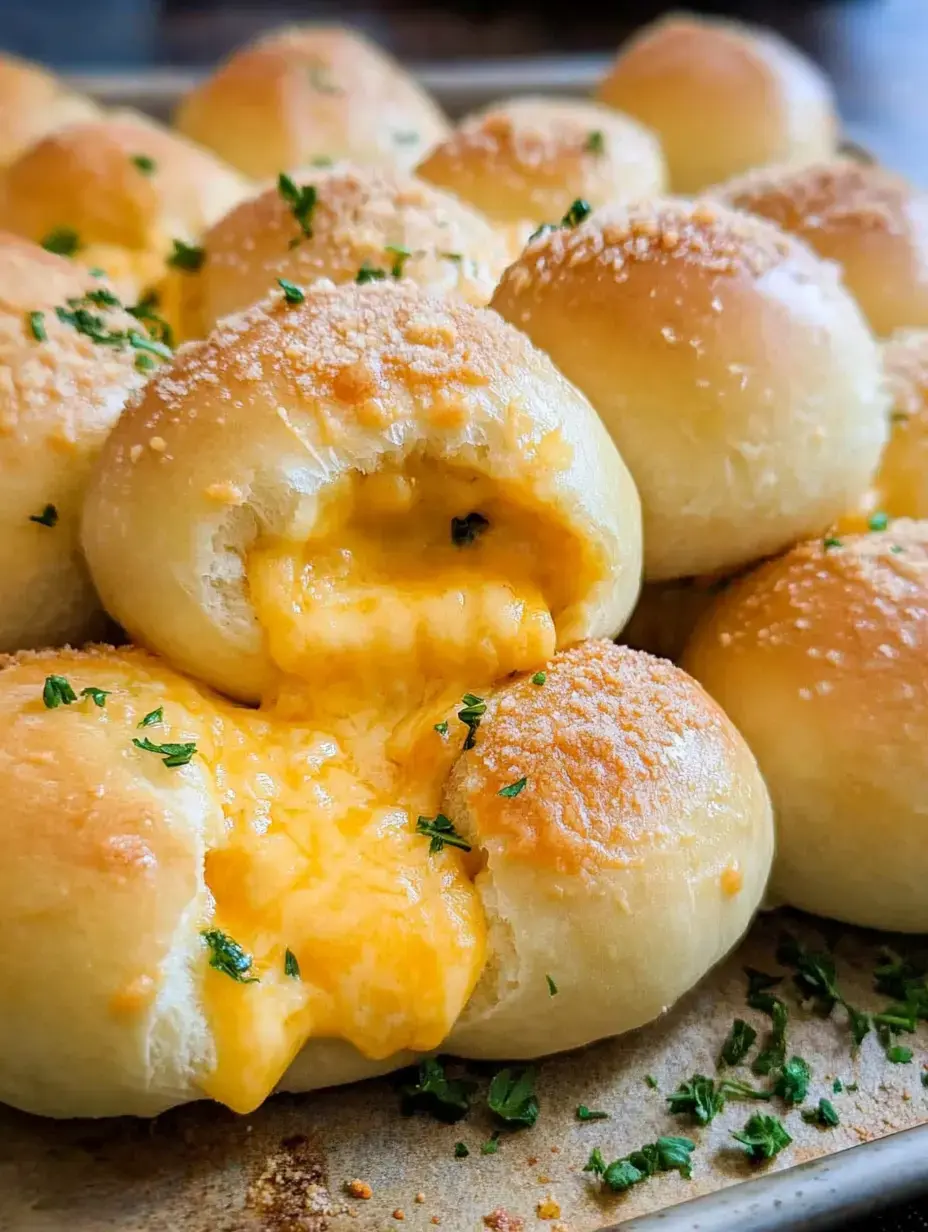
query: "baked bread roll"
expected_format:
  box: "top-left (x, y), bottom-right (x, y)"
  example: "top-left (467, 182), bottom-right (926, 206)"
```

top-left (684, 521), bottom-right (928, 933)
top-left (445, 640), bottom-right (774, 1059)
top-left (491, 198), bottom-right (887, 581)
top-left (620, 576), bottom-right (733, 664)
top-left (596, 14), bottom-right (837, 193)
top-left (871, 330), bottom-right (928, 519)
top-left (83, 280), bottom-right (642, 704)
top-left (172, 164), bottom-right (512, 341)
top-left (415, 96), bottom-right (665, 241)
top-left (0, 51), bottom-right (99, 168)
top-left (716, 159), bottom-right (928, 337)
top-left (0, 113), bottom-right (249, 301)
top-left (175, 26), bottom-right (448, 180)
top-left (0, 233), bottom-right (154, 653)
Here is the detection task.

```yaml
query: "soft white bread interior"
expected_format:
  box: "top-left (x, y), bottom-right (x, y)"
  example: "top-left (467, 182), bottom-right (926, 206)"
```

top-left (415, 95), bottom-right (665, 235)
top-left (172, 163), bottom-right (513, 340)
top-left (491, 198), bottom-right (887, 582)
top-left (0, 112), bottom-right (249, 301)
top-left (445, 640), bottom-right (774, 1059)
top-left (83, 280), bottom-right (642, 704)
top-left (175, 25), bottom-right (448, 180)
top-left (596, 13), bottom-right (837, 193)
top-left (0, 233), bottom-right (151, 653)
top-left (715, 159), bottom-right (928, 337)
top-left (684, 520), bottom-right (928, 933)
top-left (872, 330), bottom-right (928, 519)
top-left (0, 51), bottom-right (99, 168)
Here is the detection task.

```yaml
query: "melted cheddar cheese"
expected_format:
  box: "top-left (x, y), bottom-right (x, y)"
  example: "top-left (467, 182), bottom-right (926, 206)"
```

top-left (197, 463), bottom-right (593, 1112)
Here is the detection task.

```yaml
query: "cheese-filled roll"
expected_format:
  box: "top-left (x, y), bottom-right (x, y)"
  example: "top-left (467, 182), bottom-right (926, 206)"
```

top-left (0, 234), bottom-right (156, 653)
top-left (83, 281), bottom-right (642, 705)
top-left (716, 159), bottom-right (928, 338)
top-left (596, 14), bottom-right (837, 193)
top-left (871, 330), bottom-right (928, 519)
top-left (0, 113), bottom-right (249, 301)
top-left (175, 25), bottom-right (448, 179)
top-left (445, 640), bottom-right (773, 1059)
top-left (0, 51), bottom-right (99, 168)
top-left (491, 199), bottom-right (887, 581)
top-left (416, 96), bottom-right (665, 240)
top-left (685, 521), bottom-right (928, 933)
top-left (173, 164), bottom-right (512, 341)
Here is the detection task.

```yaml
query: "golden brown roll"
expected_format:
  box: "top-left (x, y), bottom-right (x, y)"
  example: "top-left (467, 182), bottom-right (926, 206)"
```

top-left (870, 330), bottom-right (928, 519)
top-left (620, 576), bottom-right (732, 663)
top-left (491, 198), bottom-right (887, 582)
top-left (0, 233), bottom-right (155, 653)
top-left (0, 51), bottom-right (99, 168)
top-left (175, 25), bottom-right (448, 180)
top-left (172, 164), bottom-right (513, 340)
top-left (0, 112), bottom-right (249, 301)
top-left (415, 95), bottom-right (665, 237)
top-left (684, 521), bottom-right (928, 933)
top-left (445, 641), bottom-right (773, 1059)
top-left (83, 280), bottom-right (642, 704)
top-left (716, 159), bottom-right (928, 337)
top-left (596, 14), bottom-right (838, 193)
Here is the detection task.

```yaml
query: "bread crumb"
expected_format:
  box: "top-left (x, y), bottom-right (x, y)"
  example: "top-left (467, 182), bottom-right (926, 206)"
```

top-left (393, 1209), bottom-right (405, 1220)
top-left (431, 1218), bottom-right (441, 1226)
top-left (537, 1175), bottom-right (551, 1184)
top-left (484, 1209), bottom-right (524, 1232)
top-left (346, 1180), bottom-right (373, 1200)
top-left (537, 1197), bottom-right (561, 1221)
top-left (526, 1156), bottom-right (538, 1166)
top-left (415, 1193), bottom-right (426, 1204)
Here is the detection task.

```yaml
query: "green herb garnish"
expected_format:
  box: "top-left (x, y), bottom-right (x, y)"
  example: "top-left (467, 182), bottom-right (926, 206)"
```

top-left (27, 310), bottom-right (46, 341)
top-left (744, 968), bottom-right (789, 1076)
top-left (132, 736), bottom-right (197, 767)
top-left (43, 675), bottom-right (76, 708)
top-left (562, 199), bottom-right (592, 227)
top-left (41, 227), bottom-right (81, 256)
top-left (201, 928), bottom-right (258, 983)
top-left (488, 1066), bottom-right (539, 1128)
top-left (868, 511), bottom-right (889, 532)
top-left (167, 239), bottom-right (205, 272)
top-left (131, 154), bottom-right (156, 174)
top-left (481, 1132), bottom-right (501, 1155)
top-left (576, 1104), bottom-right (609, 1121)
top-left (451, 511), bottom-right (489, 546)
top-left (667, 1074), bottom-right (771, 1126)
top-left (720, 1018), bottom-right (757, 1067)
top-left (731, 1114), bottom-right (792, 1163)
top-left (546, 974), bottom-right (558, 996)
top-left (498, 777), bottom-right (527, 798)
top-left (803, 1098), bottom-right (840, 1127)
top-left (777, 934), bottom-right (870, 1045)
top-left (823, 536), bottom-right (842, 551)
top-left (645, 1075), bottom-right (658, 1089)
top-left (138, 707), bottom-right (163, 727)
top-left (400, 1057), bottom-right (475, 1122)
top-left (454, 1141), bottom-right (469, 1158)
top-left (415, 813), bottom-right (472, 854)
top-left (434, 720), bottom-right (449, 736)
top-left (80, 687), bottom-right (109, 707)
top-left (458, 692), bottom-right (486, 750)
top-left (29, 503), bottom-right (58, 527)
top-left (585, 1137), bottom-right (695, 1192)
top-left (774, 1056), bottom-right (810, 1106)
top-left (284, 948), bottom-right (301, 979)
top-left (127, 290), bottom-right (175, 348)
top-left (278, 173), bottom-right (318, 244)
top-left (277, 278), bottom-right (305, 304)
top-left (393, 130), bottom-right (420, 145)
top-left (531, 671), bottom-right (546, 685)
top-left (356, 262), bottom-right (387, 284)
top-left (585, 131), bottom-right (605, 155)
top-left (386, 244), bottom-right (412, 278)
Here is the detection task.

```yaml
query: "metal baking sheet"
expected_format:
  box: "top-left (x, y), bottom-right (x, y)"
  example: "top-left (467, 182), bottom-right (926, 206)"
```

top-left (1, 61), bottom-right (923, 1232)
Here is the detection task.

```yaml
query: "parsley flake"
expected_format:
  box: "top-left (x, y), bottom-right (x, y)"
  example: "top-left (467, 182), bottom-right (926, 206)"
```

top-left (546, 974), bottom-right (558, 996)
top-left (458, 692), bottom-right (486, 750)
top-left (284, 948), bottom-right (301, 979)
top-left (43, 674), bottom-right (76, 708)
top-left (29, 503), bottom-right (58, 527)
top-left (454, 1141), bottom-right (469, 1158)
top-left (80, 687), bottom-right (109, 707)
top-left (668, 1074), bottom-right (771, 1125)
top-left (416, 813), bottom-right (472, 854)
top-left (356, 262), bottom-right (387, 283)
top-left (531, 671), bottom-right (546, 685)
top-left (132, 737), bottom-right (197, 767)
top-left (803, 1098), bottom-right (840, 1128)
top-left (393, 130), bottom-right (420, 145)
top-left (278, 173), bottom-right (318, 244)
top-left (201, 928), bottom-right (258, 983)
top-left (451, 511), bottom-right (489, 546)
top-left (886, 1043), bottom-right (914, 1064)
top-left (131, 154), bottom-right (156, 174)
top-left (400, 1057), bottom-right (475, 1122)
top-left (585, 130), bottom-right (605, 155)
top-left (498, 776), bottom-right (527, 798)
top-left (869, 511), bottom-right (889, 532)
top-left (434, 720), bottom-right (449, 736)
top-left (167, 239), bottom-right (205, 272)
top-left (277, 278), bottom-right (306, 304)
top-left (720, 1018), bottom-right (757, 1067)
top-left (774, 1056), bottom-right (811, 1106)
top-left (585, 1137), bottom-right (695, 1192)
top-left (481, 1132), bottom-right (501, 1155)
top-left (744, 968), bottom-right (789, 1076)
top-left (823, 536), bottom-right (842, 551)
top-left (731, 1114), bottom-right (792, 1163)
top-left (645, 1075), bottom-right (658, 1089)
top-left (576, 1104), bottom-right (609, 1121)
top-left (27, 310), bottom-right (46, 341)
top-left (41, 227), bottom-right (81, 256)
top-left (777, 934), bottom-right (870, 1045)
top-left (386, 244), bottom-right (412, 278)
top-left (127, 290), bottom-right (175, 348)
top-left (562, 198), bottom-right (592, 227)
top-left (138, 707), bottom-right (163, 727)
top-left (488, 1067), bottom-right (539, 1128)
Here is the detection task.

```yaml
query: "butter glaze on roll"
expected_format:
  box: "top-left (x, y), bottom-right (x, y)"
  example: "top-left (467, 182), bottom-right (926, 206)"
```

top-left (174, 164), bottom-right (512, 340)
top-left (0, 234), bottom-right (150, 652)
top-left (684, 521), bottom-right (928, 933)
top-left (0, 113), bottom-right (249, 300)
top-left (175, 26), bottom-right (448, 179)
top-left (596, 14), bottom-right (837, 193)
top-left (716, 159), bottom-right (928, 337)
top-left (0, 51), bottom-right (99, 168)
top-left (491, 198), bottom-right (888, 581)
top-left (871, 330), bottom-right (928, 519)
top-left (415, 96), bottom-right (665, 235)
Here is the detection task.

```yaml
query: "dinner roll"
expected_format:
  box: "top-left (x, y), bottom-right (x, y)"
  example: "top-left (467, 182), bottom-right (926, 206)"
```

top-left (0, 51), bottom-right (99, 168)
top-left (445, 640), bottom-right (773, 1059)
top-left (0, 113), bottom-right (249, 301)
top-left (620, 576), bottom-right (731, 663)
top-left (871, 330), bottom-right (928, 519)
top-left (175, 25), bottom-right (448, 180)
top-left (716, 159), bottom-right (928, 337)
top-left (491, 198), bottom-right (887, 581)
top-left (596, 14), bottom-right (837, 193)
top-left (173, 164), bottom-right (512, 340)
top-left (0, 233), bottom-right (154, 653)
top-left (83, 281), bottom-right (642, 705)
top-left (684, 521), bottom-right (928, 933)
top-left (415, 96), bottom-right (665, 237)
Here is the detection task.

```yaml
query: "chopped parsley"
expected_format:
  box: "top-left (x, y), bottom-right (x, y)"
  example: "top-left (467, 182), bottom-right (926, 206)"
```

top-left (744, 968), bottom-right (789, 1076)
top-left (127, 290), bottom-right (175, 348)
top-left (415, 812), bottom-right (472, 854)
top-left (731, 1114), bottom-right (792, 1163)
top-left (400, 1057), bottom-right (475, 1122)
top-left (774, 1056), bottom-right (811, 1106)
top-left (584, 1137), bottom-right (695, 1192)
top-left (576, 1104), bottom-right (609, 1121)
top-left (454, 1141), bottom-right (469, 1158)
top-left (488, 1066), bottom-right (539, 1128)
top-left (132, 736), bottom-right (197, 767)
top-left (442, 251), bottom-right (463, 263)
top-left (27, 310), bottom-right (46, 341)
top-left (777, 934), bottom-right (870, 1045)
top-left (498, 776), bottom-right (527, 798)
top-left (884, 1042), bottom-right (914, 1064)
top-left (393, 130), bottom-right (420, 145)
top-left (451, 511), bottom-right (489, 546)
top-left (833, 1078), bottom-right (843, 1093)
top-left (481, 1132), bottom-right (501, 1155)
top-left (868, 511), bottom-right (889, 532)
top-left (138, 707), bottom-right (163, 728)
top-left (41, 227), bottom-right (81, 256)
top-left (80, 687), bottom-right (109, 707)
top-left (546, 974), bottom-right (558, 996)
top-left (278, 173), bottom-right (318, 244)
top-left (277, 278), bottom-right (306, 305)
top-left (528, 222), bottom-right (556, 243)
top-left (585, 130), bottom-right (605, 155)
top-left (284, 948), bottom-right (301, 979)
top-left (562, 198), bottom-right (592, 227)
top-left (311, 156), bottom-right (334, 167)
top-left (356, 262), bottom-right (387, 284)
top-left (667, 1074), bottom-right (771, 1126)
top-left (823, 536), bottom-right (842, 551)
top-left (167, 239), bottom-right (205, 272)
top-left (803, 1098), bottom-right (840, 1128)
top-left (386, 244), bottom-right (412, 278)
top-left (531, 671), bottom-right (546, 686)
top-left (51, 290), bottom-right (172, 369)
top-left (720, 1018), bottom-right (757, 1067)
top-left (131, 154), bottom-right (156, 174)
top-left (645, 1075), bottom-right (658, 1089)
top-left (201, 928), bottom-right (258, 983)
top-left (29, 503), bottom-right (58, 527)
top-left (434, 720), bottom-right (449, 736)
top-left (43, 675), bottom-right (77, 708)
top-left (458, 692), bottom-right (486, 750)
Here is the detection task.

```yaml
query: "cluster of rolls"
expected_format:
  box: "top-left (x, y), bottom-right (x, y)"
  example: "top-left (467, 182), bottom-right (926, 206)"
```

top-left (1, 13), bottom-right (927, 1123)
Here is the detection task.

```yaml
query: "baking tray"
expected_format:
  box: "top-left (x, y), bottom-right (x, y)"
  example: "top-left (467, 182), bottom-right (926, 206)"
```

top-left (2, 59), bottom-right (925, 1232)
